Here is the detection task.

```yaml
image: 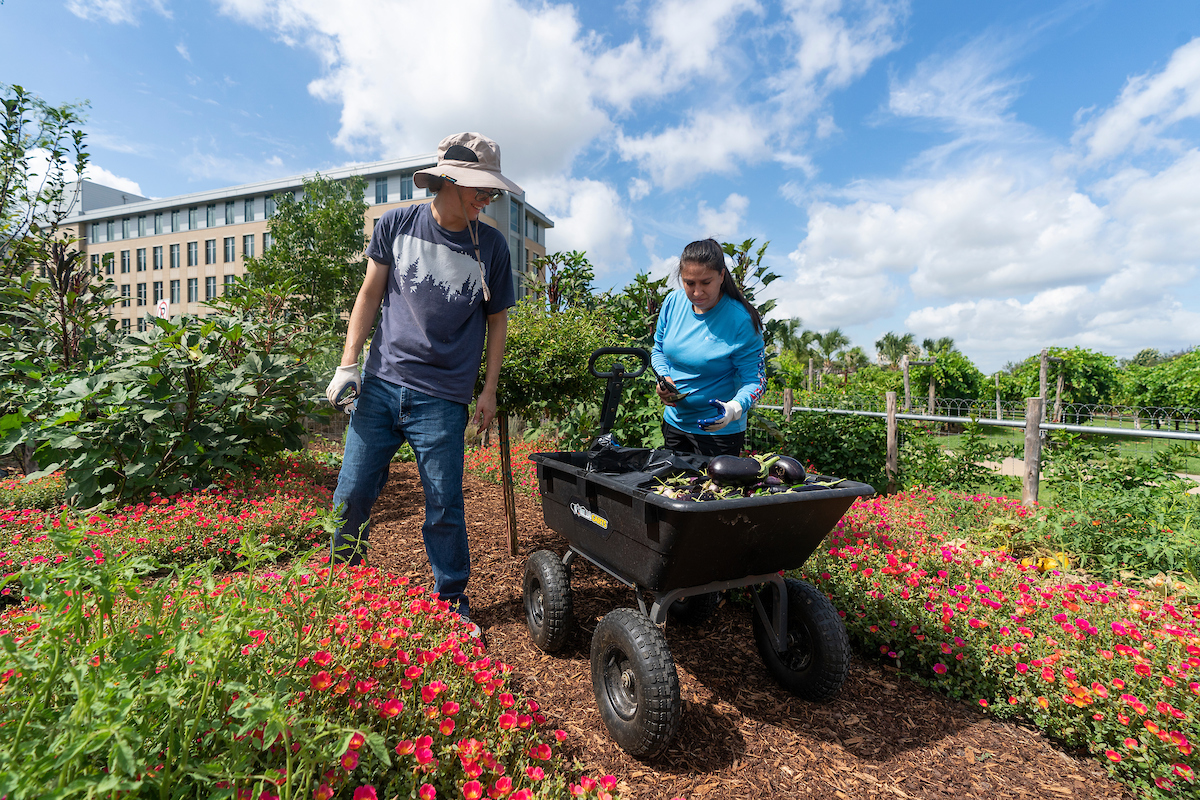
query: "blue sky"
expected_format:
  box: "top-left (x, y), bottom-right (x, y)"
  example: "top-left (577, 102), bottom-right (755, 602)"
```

top-left (4, 0), bottom-right (1200, 372)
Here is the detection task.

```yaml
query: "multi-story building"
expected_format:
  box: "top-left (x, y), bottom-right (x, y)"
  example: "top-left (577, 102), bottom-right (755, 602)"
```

top-left (65, 154), bottom-right (553, 332)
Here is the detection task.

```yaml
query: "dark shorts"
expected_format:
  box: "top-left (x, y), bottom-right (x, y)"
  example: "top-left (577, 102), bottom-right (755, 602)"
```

top-left (662, 421), bottom-right (744, 457)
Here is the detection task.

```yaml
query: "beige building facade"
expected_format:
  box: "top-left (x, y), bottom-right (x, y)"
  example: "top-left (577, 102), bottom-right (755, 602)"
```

top-left (67, 154), bottom-right (553, 331)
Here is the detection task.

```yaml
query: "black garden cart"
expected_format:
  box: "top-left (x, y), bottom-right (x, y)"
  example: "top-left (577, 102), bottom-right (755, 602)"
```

top-left (521, 348), bottom-right (874, 758)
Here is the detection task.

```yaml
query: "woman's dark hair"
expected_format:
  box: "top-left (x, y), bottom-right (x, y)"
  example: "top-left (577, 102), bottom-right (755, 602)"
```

top-left (424, 175), bottom-right (447, 194)
top-left (677, 238), bottom-right (762, 333)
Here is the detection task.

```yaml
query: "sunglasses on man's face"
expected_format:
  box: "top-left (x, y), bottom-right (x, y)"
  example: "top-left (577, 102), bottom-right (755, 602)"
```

top-left (472, 187), bottom-right (503, 202)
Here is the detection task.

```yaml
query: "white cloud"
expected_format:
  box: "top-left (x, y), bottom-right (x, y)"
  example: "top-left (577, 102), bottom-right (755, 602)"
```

top-left (628, 178), bottom-right (652, 201)
top-left (815, 114), bottom-right (839, 139)
top-left (1101, 148), bottom-right (1200, 265)
top-left (697, 192), bottom-right (749, 239)
top-left (591, 0), bottom-right (762, 109)
top-left (773, 251), bottom-right (904, 328)
top-left (1075, 37), bottom-right (1200, 165)
top-left (790, 167), bottom-right (1117, 299)
top-left (24, 148), bottom-right (144, 197)
top-left (176, 41), bottom-right (191, 61)
top-left (83, 164), bottom-right (144, 196)
top-left (616, 108), bottom-right (769, 188)
top-left (66, 0), bottom-right (170, 24)
top-left (772, 0), bottom-right (908, 119)
top-left (526, 178), bottom-right (633, 273)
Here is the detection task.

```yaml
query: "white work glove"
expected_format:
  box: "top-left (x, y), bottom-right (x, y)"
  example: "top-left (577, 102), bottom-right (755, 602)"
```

top-left (697, 399), bottom-right (743, 432)
top-left (326, 365), bottom-right (361, 414)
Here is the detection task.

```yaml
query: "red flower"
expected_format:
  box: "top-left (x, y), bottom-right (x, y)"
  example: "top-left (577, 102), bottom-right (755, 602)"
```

top-left (310, 671), bottom-right (333, 691)
top-left (341, 751), bottom-right (359, 771)
top-left (1105, 750), bottom-right (1121, 763)
top-left (348, 732), bottom-right (365, 751)
top-left (379, 698), bottom-right (403, 718)
top-left (395, 739), bottom-right (415, 756)
top-left (353, 787), bottom-right (377, 800)
top-left (462, 781), bottom-right (484, 800)
top-left (419, 785), bottom-right (436, 800)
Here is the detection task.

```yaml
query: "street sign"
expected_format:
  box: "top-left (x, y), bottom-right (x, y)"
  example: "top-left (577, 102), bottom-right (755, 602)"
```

top-left (157, 299), bottom-right (170, 318)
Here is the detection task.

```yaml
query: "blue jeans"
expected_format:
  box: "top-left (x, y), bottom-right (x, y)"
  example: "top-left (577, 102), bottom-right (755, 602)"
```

top-left (331, 374), bottom-right (471, 615)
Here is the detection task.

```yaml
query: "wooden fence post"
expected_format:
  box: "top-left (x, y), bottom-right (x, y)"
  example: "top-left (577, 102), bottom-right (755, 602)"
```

top-left (886, 392), bottom-right (898, 493)
top-left (497, 410), bottom-right (519, 557)
top-left (995, 373), bottom-right (1002, 420)
top-left (928, 373), bottom-right (936, 415)
top-left (902, 356), bottom-right (911, 413)
top-left (807, 358), bottom-right (813, 392)
top-left (1022, 397), bottom-right (1043, 507)
top-left (783, 387), bottom-right (794, 421)
top-left (1054, 371), bottom-right (1064, 423)
top-left (1038, 349), bottom-right (1049, 423)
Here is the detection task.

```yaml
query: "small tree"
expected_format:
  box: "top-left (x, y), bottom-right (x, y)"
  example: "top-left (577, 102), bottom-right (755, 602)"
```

top-left (529, 250), bottom-right (597, 312)
top-left (244, 173), bottom-right (368, 328)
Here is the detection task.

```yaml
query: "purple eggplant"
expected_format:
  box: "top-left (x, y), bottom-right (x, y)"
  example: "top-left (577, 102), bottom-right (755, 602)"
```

top-left (770, 455), bottom-right (807, 485)
top-left (707, 455), bottom-right (765, 486)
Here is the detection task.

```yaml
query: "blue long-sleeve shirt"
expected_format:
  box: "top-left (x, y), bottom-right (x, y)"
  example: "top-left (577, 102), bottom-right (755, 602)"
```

top-left (651, 289), bottom-right (766, 435)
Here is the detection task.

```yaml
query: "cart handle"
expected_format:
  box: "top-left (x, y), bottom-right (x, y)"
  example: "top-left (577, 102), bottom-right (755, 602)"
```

top-left (588, 347), bottom-right (650, 379)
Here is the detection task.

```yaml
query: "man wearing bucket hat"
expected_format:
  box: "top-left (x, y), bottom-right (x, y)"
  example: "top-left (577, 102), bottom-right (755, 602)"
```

top-left (324, 132), bottom-right (521, 638)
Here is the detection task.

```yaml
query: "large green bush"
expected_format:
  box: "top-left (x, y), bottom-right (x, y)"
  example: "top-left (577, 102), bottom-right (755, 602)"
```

top-left (751, 409), bottom-right (888, 489)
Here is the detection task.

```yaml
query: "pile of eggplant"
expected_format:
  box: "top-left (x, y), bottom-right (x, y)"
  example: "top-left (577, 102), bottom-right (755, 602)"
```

top-left (649, 452), bottom-right (842, 501)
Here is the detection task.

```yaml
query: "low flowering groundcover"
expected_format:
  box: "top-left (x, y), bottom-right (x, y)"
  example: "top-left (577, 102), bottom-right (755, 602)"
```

top-left (0, 531), bottom-right (626, 800)
top-left (464, 438), bottom-right (558, 498)
top-left (799, 489), bottom-right (1199, 798)
top-left (0, 455), bottom-right (332, 582)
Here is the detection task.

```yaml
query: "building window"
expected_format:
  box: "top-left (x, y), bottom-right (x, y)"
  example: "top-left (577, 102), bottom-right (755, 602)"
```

top-left (205, 276), bottom-right (217, 300)
top-left (170, 279), bottom-right (180, 304)
top-left (188, 207), bottom-right (197, 230)
top-left (206, 204), bottom-right (216, 228)
top-left (137, 317), bottom-right (146, 333)
top-left (205, 239), bottom-right (216, 265)
top-left (187, 278), bottom-right (198, 303)
top-left (89, 223), bottom-right (99, 244)
top-left (116, 250), bottom-right (127, 274)
top-left (375, 177), bottom-right (388, 204)
top-left (106, 220), bottom-right (115, 242)
top-left (169, 244), bottom-right (180, 269)
top-left (262, 231), bottom-right (273, 251)
top-left (244, 198), bottom-right (254, 222)
top-left (154, 213), bottom-right (163, 235)
top-left (122, 218), bottom-right (130, 239)
top-left (223, 274), bottom-right (237, 296)
top-left (102, 253), bottom-right (115, 275)
top-left (136, 283), bottom-right (147, 306)
top-left (171, 210), bottom-right (180, 232)
top-left (242, 234), bottom-right (254, 258)
top-left (120, 284), bottom-right (130, 307)
top-left (153, 246), bottom-right (163, 270)
top-left (136, 248), bottom-right (146, 272)
top-left (121, 318), bottom-right (130, 333)
top-left (510, 200), bottom-right (521, 232)
top-left (264, 195), bottom-right (275, 217)
top-left (187, 242), bottom-right (198, 267)
top-left (138, 216), bottom-right (146, 237)
top-left (224, 237), bottom-right (235, 262)
top-left (225, 201), bottom-right (235, 225)
top-left (152, 281), bottom-right (163, 303)
top-left (90, 254), bottom-right (100, 274)
top-left (401, 174), bottom-right (414, 201)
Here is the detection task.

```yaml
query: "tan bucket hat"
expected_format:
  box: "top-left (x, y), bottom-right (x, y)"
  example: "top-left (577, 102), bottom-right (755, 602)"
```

top-left (413, 132), bottom-right (523, 196)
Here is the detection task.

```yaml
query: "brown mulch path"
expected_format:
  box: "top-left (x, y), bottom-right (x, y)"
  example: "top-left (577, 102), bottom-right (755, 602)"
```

top-left (350, 462), bottom-right (1129, 800)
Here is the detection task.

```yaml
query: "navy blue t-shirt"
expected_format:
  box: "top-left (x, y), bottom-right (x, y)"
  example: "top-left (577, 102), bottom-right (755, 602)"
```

top-left (364, 203), bottom-right (515, 404)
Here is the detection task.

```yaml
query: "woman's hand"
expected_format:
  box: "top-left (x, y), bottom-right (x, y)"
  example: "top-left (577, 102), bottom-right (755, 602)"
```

top-left (656, 375), bottom-right (682, 406)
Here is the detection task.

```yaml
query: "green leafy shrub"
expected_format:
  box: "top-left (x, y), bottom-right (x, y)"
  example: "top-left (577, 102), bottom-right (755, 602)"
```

top-left (10, 285), bottom-right (333, 507)
top-left (901, 421), bottom-right (1021, 495)
top-left (751, 409), bottom-right (888, 489)
top-left (0, 534), bottom-right (620, 800)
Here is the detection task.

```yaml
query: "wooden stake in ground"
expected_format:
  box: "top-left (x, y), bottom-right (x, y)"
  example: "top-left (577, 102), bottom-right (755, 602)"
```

top-left (886, 391), bottom-right (898, 493)
top-left (497, 409), bottom-right (519, 556)
top-left (1022, 397), bottom-right (1044, 507)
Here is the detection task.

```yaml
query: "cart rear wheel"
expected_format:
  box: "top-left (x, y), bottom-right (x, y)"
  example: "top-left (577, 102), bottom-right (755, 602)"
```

top-left (590, 608), bottom-right (680, 759)
top-left (668, 591), bottom-right (721, 625)
top-left (523, 550), bottom-right (573, 652)
top-left (752, 578), bottom-right (849, 701)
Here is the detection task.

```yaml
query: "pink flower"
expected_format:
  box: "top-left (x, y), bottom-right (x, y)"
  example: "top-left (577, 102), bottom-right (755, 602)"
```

top-left (353, 787), bottom-right (377, 800)
top-left (440, 718), bottom-right (456, 736)
top-left (1105, 750), bottom-right (1121, 763)
top-left (419, 785), bottom-right (436, 800)
top-left (933, 663), bottom-right (948, 675)
top-left (348, 732), bottom-right (365, 751)
top-left (462, 781), bottom-right (484, 800)
top-left (395, 739), bottom-right (415, 756)
top-left (341, 751), bottom-right (359, 771)
top-left (379, 698), bottom-right (403, 718)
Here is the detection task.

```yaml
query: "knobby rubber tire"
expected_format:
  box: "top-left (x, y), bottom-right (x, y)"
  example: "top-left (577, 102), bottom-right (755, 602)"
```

top-left (523, 550), bottom-right (573, 652)
top-left (667, 590), bottom-right (722, 626)
top-left (590, 608), bottom-right (681, 759)
top-left (752, 578), bottom-right (850, 701)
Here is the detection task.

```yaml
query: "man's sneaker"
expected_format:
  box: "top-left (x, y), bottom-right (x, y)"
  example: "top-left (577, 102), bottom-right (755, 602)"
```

top-left (458, 613), bottom-right (484, 642)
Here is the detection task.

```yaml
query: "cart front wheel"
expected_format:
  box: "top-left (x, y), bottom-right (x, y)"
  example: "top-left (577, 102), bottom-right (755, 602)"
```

top-left (523, 550), bottom-right (573, 652)
top-left (752, 578), bottom-right (849, 701)
top-left (668, 591), bottom-right (721, 626)
top-left (590, 608), bottom-right (680, 759)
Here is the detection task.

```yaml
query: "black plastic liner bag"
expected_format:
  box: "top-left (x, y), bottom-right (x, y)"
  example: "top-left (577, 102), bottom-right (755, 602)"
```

top-left (585, 434), bottom-right (708, 487)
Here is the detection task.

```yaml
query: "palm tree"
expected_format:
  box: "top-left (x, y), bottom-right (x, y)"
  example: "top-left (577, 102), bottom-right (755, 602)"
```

top-left (814, 328), bottom-right (851, 374)
top-left (922, 336), bottom-right (956, 357)
top-left (774, 317), bottom-right (819, 378)
top-left (841, 346), bottom-right (869, 381)
top-left (875, 331), bottom-right (918, 369)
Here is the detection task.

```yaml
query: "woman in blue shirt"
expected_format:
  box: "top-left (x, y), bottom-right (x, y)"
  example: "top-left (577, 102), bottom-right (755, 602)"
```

top-left (651, 238), bottom-right (766, 457)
